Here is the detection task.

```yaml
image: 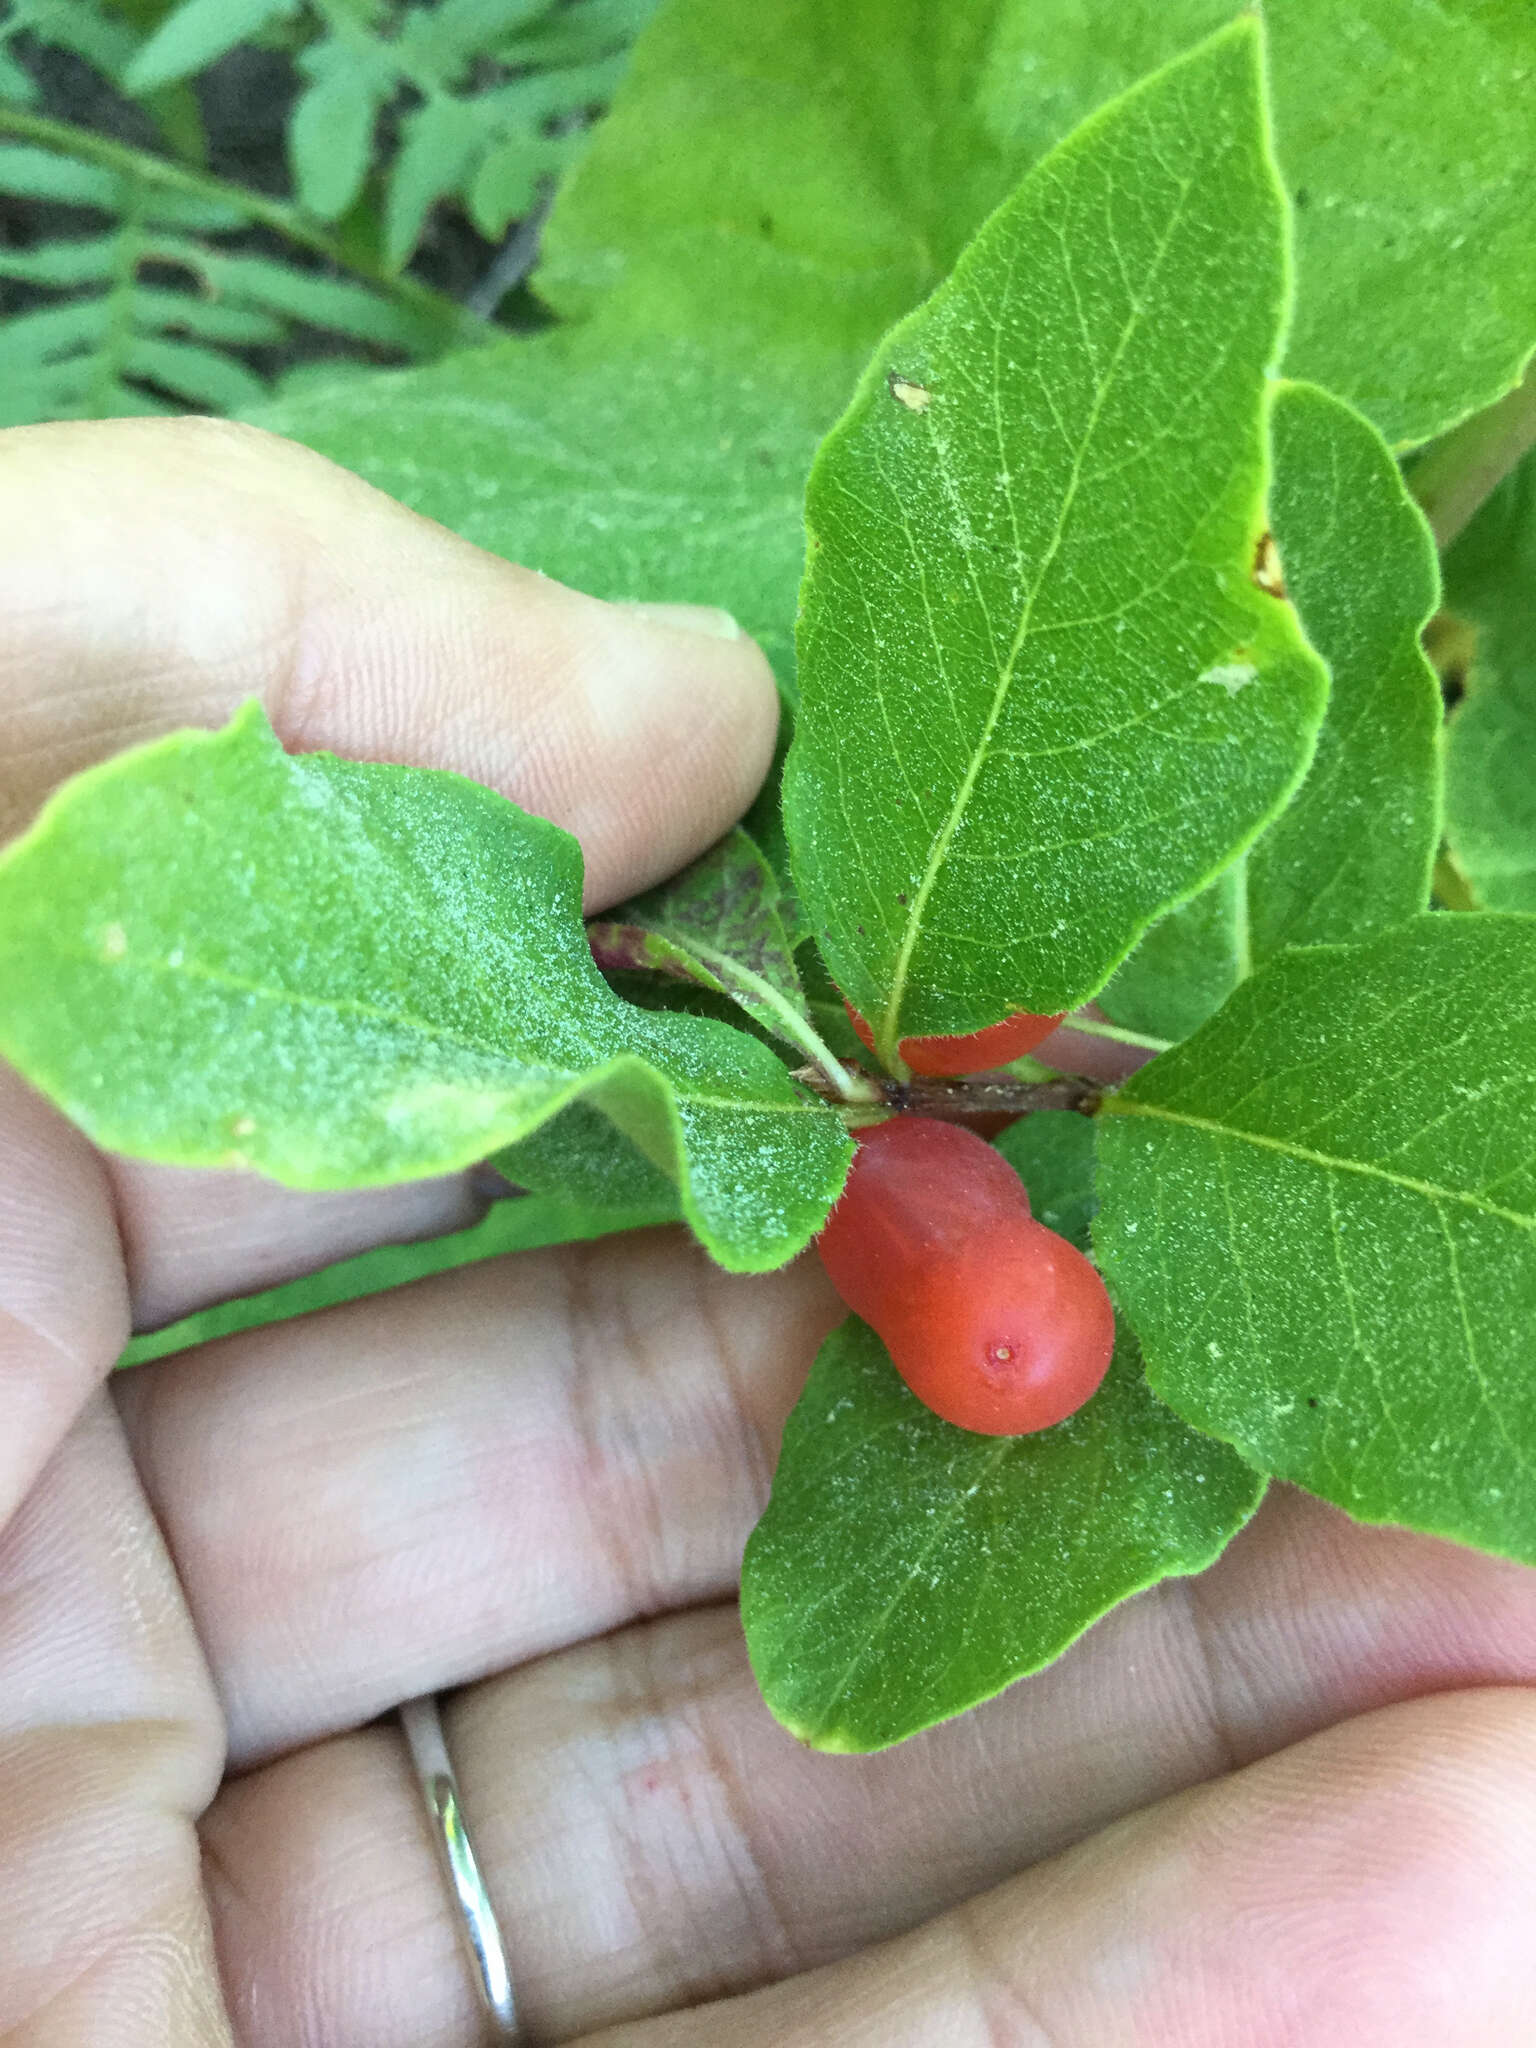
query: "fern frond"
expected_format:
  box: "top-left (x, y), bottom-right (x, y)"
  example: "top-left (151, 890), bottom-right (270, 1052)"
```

top-left (278, 0), bottom-right (660, 267)
top-left (0, 138), bottom-right (449, 425)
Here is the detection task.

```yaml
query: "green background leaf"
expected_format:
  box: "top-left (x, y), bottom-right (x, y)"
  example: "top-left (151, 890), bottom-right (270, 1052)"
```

top-left (971, 0), bottom-right (1536, 448)
top-left (252, 326), bottom-right (825, 692)
top-left (1096, 915), bottom-right (1536, 1563)
top-left (1104, 380), bottom-right (1443, 1041)
top-left (784, 24), bottom-right (1327, 1049)
top-left (741, 1110), bottom-right (1264, 1751)
top-left (1444, 450), bottom-right (1536, 913)
top-left (0, 703), bottom-right (849, 1272)
top-left (536, 0), bottom-right (1030, 385)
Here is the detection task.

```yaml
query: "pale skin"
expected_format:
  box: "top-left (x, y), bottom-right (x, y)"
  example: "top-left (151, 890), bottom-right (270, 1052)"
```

top-left (3, 419), bottom-right (1536, 2048)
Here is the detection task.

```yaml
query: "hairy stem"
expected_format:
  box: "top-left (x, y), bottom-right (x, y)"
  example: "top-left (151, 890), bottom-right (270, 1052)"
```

top-left (0, 107), bottom-right (489, 352)
top-left (1409, 358), bottom-right (1536, 551)
top-left (791, 1066), bottom-right (1103, 1121)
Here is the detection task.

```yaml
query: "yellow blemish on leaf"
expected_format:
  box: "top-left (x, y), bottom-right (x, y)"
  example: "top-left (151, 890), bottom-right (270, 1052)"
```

top-left (99, 922), bottom-right (127, 961)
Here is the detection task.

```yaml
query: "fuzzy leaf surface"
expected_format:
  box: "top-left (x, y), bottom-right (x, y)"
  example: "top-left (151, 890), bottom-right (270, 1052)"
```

top-left (741, 1110), bottom-right (1263, 1750)
top-left (536, 0), bottom-right (1032, 387)
top-left (784, 25), bottom-right (1326, 1053)
top-left (1103, 381), bottom-right (1443, 1040)
top-left (1444, 451), bottom-right (1536, 913)
top-left (252, 326), bottom-right (825, 690)
top-left (973, 0), bottom-right (1536, 447)
top-left (0, 704), bottom-right (849, 1272)
top-left (1096, 916), bottom-right (1536, 1562)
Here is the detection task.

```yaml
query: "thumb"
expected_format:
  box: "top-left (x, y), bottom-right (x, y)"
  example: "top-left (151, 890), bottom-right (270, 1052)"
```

top-left (0, 416), bottom-right (780, 908)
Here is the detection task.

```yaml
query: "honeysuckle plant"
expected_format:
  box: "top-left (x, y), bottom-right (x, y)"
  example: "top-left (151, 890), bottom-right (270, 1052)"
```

top-left (3, 1), bottom-right (1535, 1752)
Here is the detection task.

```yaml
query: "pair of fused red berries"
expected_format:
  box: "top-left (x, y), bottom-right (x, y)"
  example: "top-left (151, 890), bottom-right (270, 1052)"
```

top-left (819, 1006), bottom-right (1112, 1436)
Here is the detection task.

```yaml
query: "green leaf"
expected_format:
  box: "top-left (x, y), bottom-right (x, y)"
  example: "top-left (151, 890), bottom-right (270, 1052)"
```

top-left (123, 334), bottom-right (270, 411)
top-left (290, 56), bottom-right (384, 222)
top-left (741, 1110), bottom-right (1263, 1751)
top-left (783, 24), bottom-right (1327, 1054)
top-left (1102, 380), bottom-right (1443, 1041)
top-left (1095, 915), bottom-right (1536, 1563)
top-left (970, 0), bottom-right (1536, 447)
top-left (587, 827), bottom-right (821, 1059)
top-left (536, 0), bottom-right (1030, 396)
top-left (385, 95), bottom-right (486, 270)
top-left (191, 251), bottom-right (442, 352)
top-left (133, 288), bottom-right (286, 348)
top-left (0, 703), bottom-right (850, 1273)
top-left (1267, 0), bottom-right (1536, 446)
top-left (0, 236), bottom-right (119, 285)
top-left (406, 0), bottom-right (554, 73)
top-left (117, 1178), bottom-right (679, 1369)
top-left (491, 1096), bottom-right (681, 1215)
top-left (0, 299), bottom-right (108, 367)
top-left (1444, 451), bottom-right (1536, 913)
top-left (0, 143), bottom-right (119, 207)
top-left (506, 0), bottom-right (657, 69)
top-left (467, 131), bottom-right (545, 238)
top-left (124, 0), bottom-right (294, 94)
top-left (248, 322), bottom-right (828, 689)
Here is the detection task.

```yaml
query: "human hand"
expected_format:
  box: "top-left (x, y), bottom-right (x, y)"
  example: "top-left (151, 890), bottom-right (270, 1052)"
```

top-left (3, 419), bottom-right (1535, 2048)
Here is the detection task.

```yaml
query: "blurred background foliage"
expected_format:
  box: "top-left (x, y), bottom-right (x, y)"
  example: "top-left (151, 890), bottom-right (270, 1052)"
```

top-left (0, 0), bottom-right (656, 423)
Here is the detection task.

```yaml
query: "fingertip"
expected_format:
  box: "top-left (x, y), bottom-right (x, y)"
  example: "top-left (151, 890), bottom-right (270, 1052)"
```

top-left (562, 593), bottom-right (782, 908)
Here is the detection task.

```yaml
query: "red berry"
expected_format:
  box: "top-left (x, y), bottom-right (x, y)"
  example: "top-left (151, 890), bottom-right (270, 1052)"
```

top-left (817, 1116), bottom-right (1114, 1436)
top-left (843, 1000), bottom-right (1066, 1076)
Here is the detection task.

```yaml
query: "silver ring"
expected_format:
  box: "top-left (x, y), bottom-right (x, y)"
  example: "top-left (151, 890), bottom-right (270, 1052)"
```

top-left (399, 1694), bottom-right (520, 2042)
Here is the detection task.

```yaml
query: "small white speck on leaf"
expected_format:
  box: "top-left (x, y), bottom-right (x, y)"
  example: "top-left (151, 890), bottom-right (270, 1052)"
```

top-left (99, 922), bottom-right (127, 961)
top-left (887, 372), bottom-right (933, 413)
top-left (1201, 661), bottom-right (1258, 696)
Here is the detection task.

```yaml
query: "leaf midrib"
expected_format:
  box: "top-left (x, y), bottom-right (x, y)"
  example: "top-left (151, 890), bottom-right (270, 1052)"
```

top-left (24, 937), bottom-right (824, 1121)
top-left (879, 171), bottom-right (1195, 1053)
top-left (1104, 1096), bottom-right (1536, 1230)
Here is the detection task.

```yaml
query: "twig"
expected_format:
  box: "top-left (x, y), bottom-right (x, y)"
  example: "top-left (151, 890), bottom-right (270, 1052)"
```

top-left (790, 1066), bottom-right (1102, 1120)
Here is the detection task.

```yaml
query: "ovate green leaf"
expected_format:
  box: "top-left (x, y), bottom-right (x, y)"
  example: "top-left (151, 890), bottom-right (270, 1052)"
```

top-left (1096, 916), bottom-right (1536, 1562)
top-left (0, 704), bottom-right (849, 1272)
top-left (784, 23), bottom-right (1326, 1054)
top-left (742, 1110), bottom-right (1262, 1750)
top-left (1103, 381), bottom-right (1443, 1040)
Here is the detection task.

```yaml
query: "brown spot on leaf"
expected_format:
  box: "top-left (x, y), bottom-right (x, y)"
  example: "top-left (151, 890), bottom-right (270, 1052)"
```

top-left (1252, 531), bottom-right (1286, 599)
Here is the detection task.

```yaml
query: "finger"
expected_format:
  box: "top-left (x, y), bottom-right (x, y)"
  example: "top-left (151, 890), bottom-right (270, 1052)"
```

top-left (1, 415), bottom-right (777, 1342)
top-left (0, 1394), bottom-right (228, 2046)
top-left (0, 418), bottom-right (778, 909)
top-left (581, 1689), bottom-right (1536, 2046)
top-left (115, 1197), bottom-right (1536, 1776)
top-left (110, 1154), bottom-right (491, 1332)
top-left (199, 1500), bottom-right (1536, 2043)
top-left (0, 1065), bottom-right (126, 1520)
top-left (113, 1228), bottom-right (842, 1761)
